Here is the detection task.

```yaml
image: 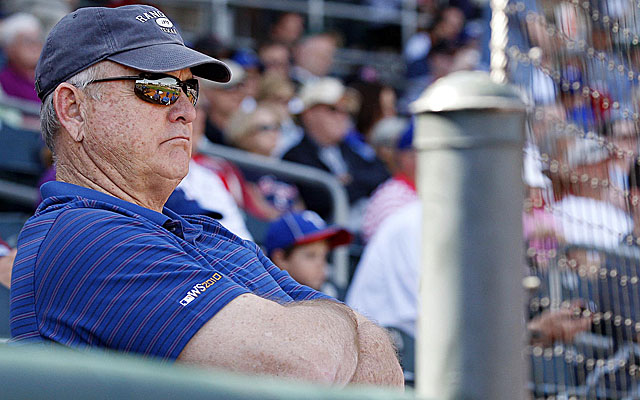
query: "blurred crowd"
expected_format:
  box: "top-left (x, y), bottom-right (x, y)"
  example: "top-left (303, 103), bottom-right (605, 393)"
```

top-left (508, 1), bottom-right (640, 396)
top-left (0, 0), bottom-right (489, 382)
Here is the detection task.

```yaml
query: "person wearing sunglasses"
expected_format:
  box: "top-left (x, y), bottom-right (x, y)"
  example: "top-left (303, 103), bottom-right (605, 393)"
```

top-left (225, 103), bottom-right (306, 221)
top-left (10, 5), bottom-right (403, 389)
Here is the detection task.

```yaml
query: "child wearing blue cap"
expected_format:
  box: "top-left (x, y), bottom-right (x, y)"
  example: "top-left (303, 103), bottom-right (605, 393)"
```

top-left (264, 211), bottom-right (352, 292)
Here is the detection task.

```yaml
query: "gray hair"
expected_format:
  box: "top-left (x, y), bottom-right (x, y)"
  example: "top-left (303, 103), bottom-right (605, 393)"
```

top-left (0, 13), bottom-right (42, 48)
top-left (40, 62), bottom-right (110, 153)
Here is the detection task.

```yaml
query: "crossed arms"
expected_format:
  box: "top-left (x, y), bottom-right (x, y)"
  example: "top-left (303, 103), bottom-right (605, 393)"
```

top-left (178, 294), bottom-right (404, 388)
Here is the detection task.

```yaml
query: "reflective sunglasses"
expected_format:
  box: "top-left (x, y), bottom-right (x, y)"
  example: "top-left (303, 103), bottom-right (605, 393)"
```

top-left (89, 73), bottom-right (199, 106)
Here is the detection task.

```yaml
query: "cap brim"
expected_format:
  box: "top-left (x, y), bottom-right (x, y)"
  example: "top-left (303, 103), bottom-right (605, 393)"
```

top-left (108, 42), bottom-right (231, 83)
top-left (294, 227), bottom-right (353, 249)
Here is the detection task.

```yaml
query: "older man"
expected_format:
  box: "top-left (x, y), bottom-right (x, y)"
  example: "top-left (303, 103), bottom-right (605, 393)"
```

top-left (283, 77), bottom-right (390, 220)
top-left (10, 5), bottom-right (402, 388)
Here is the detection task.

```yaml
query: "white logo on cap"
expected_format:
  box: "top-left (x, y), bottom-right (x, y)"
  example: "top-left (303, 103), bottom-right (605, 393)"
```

top-left (301, 211), bottom-right (326, 229)
top-left (156, 18), bottom-right (173, 28)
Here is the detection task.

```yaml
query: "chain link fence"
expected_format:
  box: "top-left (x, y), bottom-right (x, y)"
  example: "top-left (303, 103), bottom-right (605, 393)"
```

top-left (508, 0), bottom-right (640, 398)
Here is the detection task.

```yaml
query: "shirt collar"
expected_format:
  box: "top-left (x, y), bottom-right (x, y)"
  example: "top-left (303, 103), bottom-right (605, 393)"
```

top-left (41, 181), bottom-right (201, 241)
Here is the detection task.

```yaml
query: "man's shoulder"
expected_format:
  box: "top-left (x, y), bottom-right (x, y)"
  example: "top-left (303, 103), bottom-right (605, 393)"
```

top-left (20, 196), bottom-right (162, 255)
top-left (33, 196), bottom-right (144, 226)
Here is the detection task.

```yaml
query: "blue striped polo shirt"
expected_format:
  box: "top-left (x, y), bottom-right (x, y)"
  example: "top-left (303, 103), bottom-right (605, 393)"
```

top-left (10, 181), bottom-right (329, 360)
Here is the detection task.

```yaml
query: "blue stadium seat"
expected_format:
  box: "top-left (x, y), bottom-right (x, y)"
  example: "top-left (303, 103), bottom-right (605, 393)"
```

top-left (0, 121), bottom-right (45, 180)
top-left (0, 212), bottom-right (29, 246)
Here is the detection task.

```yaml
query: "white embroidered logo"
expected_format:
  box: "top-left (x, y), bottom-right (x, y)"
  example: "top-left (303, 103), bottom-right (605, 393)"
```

top-left (155, 18), bottom-right (173, 28)
top-left (135, 11), bottom-right (178, 34)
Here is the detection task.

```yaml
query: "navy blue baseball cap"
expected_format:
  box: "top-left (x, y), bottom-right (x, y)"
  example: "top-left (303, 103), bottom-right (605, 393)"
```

top-left (264, 211), bottom-right (352, 257)
top-left (35, 5), bottom-right (231, 101)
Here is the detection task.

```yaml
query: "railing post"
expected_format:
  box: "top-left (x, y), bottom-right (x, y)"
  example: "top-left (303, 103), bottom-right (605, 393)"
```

top-left (411, 71), bottom-right (527, 399)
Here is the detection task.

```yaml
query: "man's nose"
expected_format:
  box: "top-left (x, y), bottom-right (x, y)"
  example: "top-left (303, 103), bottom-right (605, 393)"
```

top-left (169, 92), bottom-right (197, 123)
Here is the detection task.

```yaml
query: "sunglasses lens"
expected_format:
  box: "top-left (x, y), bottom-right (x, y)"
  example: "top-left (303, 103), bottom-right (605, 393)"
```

top-left (184, 79), bottom-right (199, 106)
top-left (134, 76), bottom-right (198, 106)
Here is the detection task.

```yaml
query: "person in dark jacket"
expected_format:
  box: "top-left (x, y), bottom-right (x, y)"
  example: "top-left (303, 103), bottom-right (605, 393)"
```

top-left (283, 77), bottom-right (390, 220)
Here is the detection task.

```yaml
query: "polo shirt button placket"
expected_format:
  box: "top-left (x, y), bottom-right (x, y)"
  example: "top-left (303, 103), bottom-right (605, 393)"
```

top-left (163, 220), bottom-right (185, 239)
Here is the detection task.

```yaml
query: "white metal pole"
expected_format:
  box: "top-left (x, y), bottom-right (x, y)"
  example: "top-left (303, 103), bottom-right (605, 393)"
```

top-left (412, 71), bottom-right (526, 399)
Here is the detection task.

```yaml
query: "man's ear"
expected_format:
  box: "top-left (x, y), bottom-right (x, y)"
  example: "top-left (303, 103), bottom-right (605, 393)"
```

top-left (53, 83), bottom-right (87, 143)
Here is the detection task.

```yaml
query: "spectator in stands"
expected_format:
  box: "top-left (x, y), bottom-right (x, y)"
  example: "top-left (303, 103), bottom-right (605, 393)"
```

top-left (283, 77), bottom-right (390, 221)
top-left (258, 41), bottom-right (291, 79)
top-left (399, 6), bottom-right (466, 113)
top-left (403, 6), bottom-right (465, 81)
top-left (12, 5), bottom-right (402, 387)
top-left (341, 80), bottom-right (397, 173)
top-left (189, 95), bottom-right (270, 233)
top-left (201, 59), bottom-right (247, 145)
top-left (225, 103), bottom-right (305, 220)
top-left (0, 239), bottom-right (15, 289)
top-left (224, 104), bottom-right (283, 157)
top-left (349, 80), bottom-right (398, 142)
top-left (0, 12), bottom-right (43, 103)
top-left (264, 211), bottom-right (352, 297)
top-left (255, 73), bottom-right (302, 156)
top-left (349, 199), bottom-right (592, 346)
top-left (231, 48), bottom-right (261, 109)
top-left (290, 33), bottom-right (340, 87)
top-left (269, 12), bottom-right (305, 49)
top-left (368, 116), bottom-right (409, 173)
top-left (347, 200), bottom-right (421, 338)
top-left (361, 121), bottom-right (418, 242)
top-left (550, 137), bottom-right (633, 250)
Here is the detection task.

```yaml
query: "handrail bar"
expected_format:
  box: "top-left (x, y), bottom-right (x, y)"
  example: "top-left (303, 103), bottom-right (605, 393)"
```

top-left (0, 95), bottom-right (40, 117)
top-left (0, 179), bottom-right (38, 207)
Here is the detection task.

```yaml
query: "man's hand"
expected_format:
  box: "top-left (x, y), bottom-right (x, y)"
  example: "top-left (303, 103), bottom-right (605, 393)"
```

top-left (528, 305), bottom-right (591, 347)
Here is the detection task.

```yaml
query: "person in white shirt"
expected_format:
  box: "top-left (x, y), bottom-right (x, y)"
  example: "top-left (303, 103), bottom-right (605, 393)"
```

top-left (346, 200), bottom-right (421, 337)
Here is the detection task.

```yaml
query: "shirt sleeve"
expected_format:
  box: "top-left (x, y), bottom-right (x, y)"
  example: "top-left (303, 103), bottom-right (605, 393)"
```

top-left (33, 208), bottom-right (250, 360)
top-left (252, 241), bottom-right (332, 302)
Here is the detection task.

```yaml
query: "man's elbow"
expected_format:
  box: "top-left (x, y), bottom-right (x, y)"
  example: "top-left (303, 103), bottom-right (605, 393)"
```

top-left (287, 339), bottom-right (359, 386)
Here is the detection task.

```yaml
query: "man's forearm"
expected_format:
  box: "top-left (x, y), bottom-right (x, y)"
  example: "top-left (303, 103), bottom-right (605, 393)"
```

top-left (350, 313), bottom-right (405, 388)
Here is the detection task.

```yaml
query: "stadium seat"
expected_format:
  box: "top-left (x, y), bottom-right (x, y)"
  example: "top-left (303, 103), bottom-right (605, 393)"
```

top-left (0, 212), bottom-right (29, 246)
top-left (0, 121), bottom-right (45, 183)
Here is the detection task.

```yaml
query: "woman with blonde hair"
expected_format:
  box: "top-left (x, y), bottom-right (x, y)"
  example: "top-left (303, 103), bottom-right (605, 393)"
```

top-left (225, 103), bottom-right (305, 220)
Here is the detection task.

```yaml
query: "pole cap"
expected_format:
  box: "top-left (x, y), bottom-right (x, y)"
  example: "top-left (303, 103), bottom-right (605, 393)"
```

top-left (410, 71), bottom-right (526, 114)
